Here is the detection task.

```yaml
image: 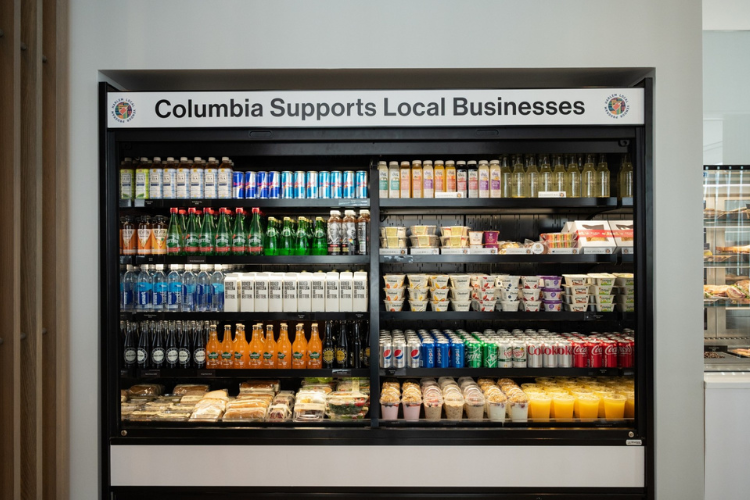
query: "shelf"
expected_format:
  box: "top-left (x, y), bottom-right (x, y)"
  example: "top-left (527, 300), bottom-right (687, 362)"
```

top-left (378, 418), bottom-right (634, 428)
top-left (704, 262), bottom-right (750, 268)
top-left (704, 301), bottom-right (750, 309)
top-left (704, 224), bottom-right (750, 229)
top-left (121, 368), bottom-right (371, 379)
top-left (379, 311), bottom-right (632, 322)
top-left (119, 255), bottom-right (371, 266)
top-left (379, 197), bottom-right (632, 214)
top-left (120, 311), bottom-right (369, 321)
top-left (380, 254), bottom-right (634, 264)
top-left (379, 367), bottom-right (632, 378)
top-left (122, 420), bottom-right (371, 428)
top-left (120, 198), bottom-right (370, 210)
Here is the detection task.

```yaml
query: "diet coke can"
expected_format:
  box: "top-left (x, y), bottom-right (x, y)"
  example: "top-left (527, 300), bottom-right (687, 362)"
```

top-left (588, 339), bottom-right (603, 368)
top-left (379, 341), bottom-right (392, 368)
top-left (408, 339), bottom-right (421, 368)
top-left (393, 339), bottom-right (406, 368)
top-left (573, 340), bottom-right (588, 368)
top-left (602, 339), bottom-right (619, 368)
top-left (512, 340), bottom-right (527, 368)
top-left (557, 339), bottom-right (573, 368)
top-left (542, 341), bottom-right (557, 368)
top-left (527, 340), bottom-right (543, 368)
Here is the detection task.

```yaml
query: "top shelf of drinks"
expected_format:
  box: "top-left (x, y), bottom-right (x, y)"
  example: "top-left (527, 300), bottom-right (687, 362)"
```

top-left (376, 153), bottom-right (634, 200)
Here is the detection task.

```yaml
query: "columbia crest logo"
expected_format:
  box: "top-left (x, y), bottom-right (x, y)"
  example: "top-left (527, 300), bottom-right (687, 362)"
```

top-left (112, 99), bottom-right (135, 123)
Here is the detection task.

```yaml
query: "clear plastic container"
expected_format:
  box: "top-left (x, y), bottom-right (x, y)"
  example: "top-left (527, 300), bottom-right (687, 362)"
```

top-left (293, 403), bottom-right (326, 422)
top-left (443, 392), bottom-right (465, 420)
top-left (326, 391), bottom-right (369, 420)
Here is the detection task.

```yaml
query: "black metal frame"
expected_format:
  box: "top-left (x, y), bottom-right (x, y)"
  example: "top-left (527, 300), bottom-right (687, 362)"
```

top-left (100, 81), bottom-right (654, 498)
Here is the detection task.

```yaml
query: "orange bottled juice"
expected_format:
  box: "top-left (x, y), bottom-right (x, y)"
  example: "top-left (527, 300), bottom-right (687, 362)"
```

top-left (307, 323), bottom-right (322, 369)
top-left (205, 324), bottom-right (221, 369)
top-left (232, 323), bottom-right (248, 369)
top-left (292, 323), bottom-right (308, 369)
top-left (445, 160), bottom-right (457, 192)
top-left (263, 324), bottom-right (277, 368)
top-left (247, 324), bottom-right (264, 369)
top-left (276, 323), bottom-right (292, 369)
top-left (433, 160), bottom-right (445, 194)
top-left (220, 325), bottom-right (234, 369)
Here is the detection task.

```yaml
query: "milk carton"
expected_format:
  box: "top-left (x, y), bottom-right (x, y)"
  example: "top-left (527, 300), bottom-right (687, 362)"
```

top-left (311, 272), bottom-right (326, 312)
top-left (325, 272), bottom-right (340, 312)
top-left (283, 273), bottom-right (298, 312)
top-left (223, 274), bottom-right (239, 312)
top-left (254, 272), bottom-right (269, 312)
top-left (239, 272), bottom-right (255, 312)
top-left (353, 272), bottom-right (368, 312)
top-left (339, 272), bottom-right (353, 312)
top-left (268, 272), bottom-right (284, 312)
top-left (297, 272), bottom-right (312, 312)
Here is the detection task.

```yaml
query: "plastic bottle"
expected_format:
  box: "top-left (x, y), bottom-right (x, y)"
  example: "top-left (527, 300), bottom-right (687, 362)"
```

top-left (121, 264), bottom-right (137, 311)
top-left (205, 324), bottom-right (221, 369)
top-left (456, 161), bottom-right (468, 197)
top-left (388, 161), bottom-right (400, 199)
top-left (181, 264), bottom-right (197, 312)
top-left (399, 161), bottom-right (411, 199)
top-left (597, 154), bottom-right (610, 198)
top-left (445, 160), bottom-right (457, 193)
top-left (152, 264), bottom-right (167, 311)
top-left (166, 265), bottom-right (182, 312)
top-left (247, 207), bottom-right (263, 255)
top-left (525, 155), bottom-right (540, 198)
top-left (210, 264), bottom-right (225, 312)
top-left (136, 265), bottom-right (153, 311)
top-left (276, 323), bottom-right (292, 369)
top-left (342, 211), bottom-right (357, 255)
top-left (292, 323), bottom-right (308, 369)
top-left (136, 216), bottom-right (152, 256)
top-left (489, 159), bottom-right (502, 198)
top-left (377, 161), bottom-right (389, 199)
top-left (357, 210), bottom-right (370, 255)
top-left (196, 265), bottom-right (212, 312)
top-left (327, 210), bottom-right (342, 256)
top-left (264, 217), bottom-right (279, 256)
top-left (478, 160), bottom-right (490, 198)
top-left (434, 160), bottom-right (445, 194)
top-left (411, 160), bottom-right (423, 198)
top-left (565, 154), bottom-right (581, 198)
top-left (552, 155), bottom-right (566, 193)
top-left (467, 160), bottom-right (479, 198)
top-left (233, 324), bottom-right (248, 369)
top-left (312, 217), bottom-right (327, 256)
top-left (220, 325), bottom-right (234, 369)
top-left (307, 323), bottom-right (322, 369)
top-left (619, 154), bottom-right (634, 198)
top-left (511, 157), bottom-right (526, 198)
top-left (581, 154), bottom-right (597, 198)
top-left (121, 216), bottom-right (136, 256)
top-left (263, 324), bottom-right (277, 368)
top-left (422, 160), bottom-right (434, 198)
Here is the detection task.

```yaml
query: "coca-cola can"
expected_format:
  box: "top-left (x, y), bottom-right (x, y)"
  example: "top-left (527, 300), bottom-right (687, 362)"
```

top-left (542, 341), bottom-right (558, 368)
top-left (588, 339), bottom-right (603, 368)
top-left (573, 340), bottom-right (588, 368)
top-left (602, 339), bottom-right (618, 368)
top-left (557, 339), bottom-right (573, 368)
top-left (619, 338), bottom-right (634, 368)
top-left (512, 340), bottom-right (527, 368)
top-left (527, 340), bottom-right (543, 368)
top-left (379, 341), bottom-right (392, 368)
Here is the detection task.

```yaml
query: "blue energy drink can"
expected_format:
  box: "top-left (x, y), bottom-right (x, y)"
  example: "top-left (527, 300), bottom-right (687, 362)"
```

top-left (294, 171), bottom-right (306, 199)
top-left (281, 171), bottom-right (294, 199)
top-left (256, 171), bottom-right (268, 199)
top-left (306, 171), bottom-right (318, 199)
top-left (343, 170), bottom-right (355, 199)
top-left (319, 171), bottom-right (331, 199)
top-left (331, 171), bottom-right (343, 199)
top-left (355, 170), bottom-right (368, 199)
top-left (233, 172), bottom-right (245, 199)
top-left (268, 171), bottom-right (281, 199)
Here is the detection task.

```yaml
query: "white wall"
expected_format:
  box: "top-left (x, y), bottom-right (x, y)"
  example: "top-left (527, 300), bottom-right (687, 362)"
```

top-left (68, 1), bottom-right (704, 499)
top-left (704, 0), bottom-right (750, 30)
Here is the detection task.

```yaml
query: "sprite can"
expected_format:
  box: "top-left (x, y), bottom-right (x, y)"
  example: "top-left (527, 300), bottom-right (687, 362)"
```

top-left (466, 341), bottom-right (482, 368)
top-left (483, 342), bottom-right (498, 368)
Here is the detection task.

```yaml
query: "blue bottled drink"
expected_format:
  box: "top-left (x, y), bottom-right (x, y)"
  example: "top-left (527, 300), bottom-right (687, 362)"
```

top-left (196, 265), bottom-right (213, 312)
top-left (152, 264), bottom-right (167, 311)
top-left (136, 265), bottom-right (153, 311)
top-left (181, 265), bottom-right (197, 312)
top-left (120, 265), bottom-right (137, 311)
top-left (166, 265), bottom-right (182, 312)
top-left (210, 264), bottom-right (225, 312)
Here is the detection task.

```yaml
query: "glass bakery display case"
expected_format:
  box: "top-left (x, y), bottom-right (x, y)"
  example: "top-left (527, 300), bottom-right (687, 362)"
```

top-left (703, 165), bottom-right (750, 370)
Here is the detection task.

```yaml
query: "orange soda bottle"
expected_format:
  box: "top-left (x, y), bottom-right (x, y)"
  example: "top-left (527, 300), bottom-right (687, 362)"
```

top-left (220, 325), bottom-right (234, 369)
top-left (307, 322), bottom-right (322, 369)
top-left (247, 324), bottom-right (264, 369)
top-left (263, 324), bottom-right (277, 368)
top-left (205, 324), bottom-right (221, 369)
top-left (292, 323), bottom-right (308, 369)
top-left (232, 323), bottom-right (248, 369)
top-left (276, 323), bottom-right (292, 369)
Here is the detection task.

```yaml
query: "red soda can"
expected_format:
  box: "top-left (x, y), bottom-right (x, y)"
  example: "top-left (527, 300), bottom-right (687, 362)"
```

top-left (573, 340), bottom-right (588, 368)
top-left (602, 340), bottom-right (618, 368)
top-left (619, 338), bottom-right (634, 368)
top-left (588, 339), bottom-right (603, 368)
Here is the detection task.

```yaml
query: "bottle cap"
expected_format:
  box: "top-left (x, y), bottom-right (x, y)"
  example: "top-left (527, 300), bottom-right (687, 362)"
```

top-left (153, 157), bottom-right (161, 162)
top-left (166, 157), bottom-right (175, 162)
top-left (400, 161), bottom-right (410, 167)
top-left (490, 159), bottom-right (499, 164)
top-left (180, 157), bottom-right (189, 162)
top-left (378, 161), bottom-right (387, 166)
top-left (389, 161), bottom-right (398, 167)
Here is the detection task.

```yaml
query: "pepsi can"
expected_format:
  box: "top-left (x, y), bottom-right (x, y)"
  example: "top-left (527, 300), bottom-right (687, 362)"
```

top-left (356, 170), bottom-right (368, 199)
top-left (343, 170), bottom-right (356, 199)
top-left (331, 171), bottom-right (343, 198)
top-left (451, 340), bottom-right (465, 368)
top-left (281, 171), bottom-right (294, 199)
top-left (379, 341), bottom-right (392, 368)
top-left (268, 171), bottom-right (281, 199)
top-left (256, 171), bottom-right (268, 199)
top-left (306, 171), bottom-right (319, 199)
top-left (393, 339), bottom-right (406, 368)
top-left (294, 171), bottom-right (306, 199)
top-left (422, 340), bottom-right (435, 368)
top-left (233, 172), bottom-right (245, 199)
top-left (319, 171), bottom-right (331, 199)
top-left (408, 339), bottom-right (421, 368)
top-left (436, 341), bottom-right (450, 368)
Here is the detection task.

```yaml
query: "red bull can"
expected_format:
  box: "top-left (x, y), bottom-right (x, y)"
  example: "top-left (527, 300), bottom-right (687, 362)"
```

top-left (393, 339), bottom-right (406, 368)
top-left (268, 171), bottom-right (281, 199)
top-left (408, 339), bottom-right (421, 368)
top-left (355, 170), bottom-right (368, 199)
top-left (318, 171), bottom-right (331, 199)
top-left (306, 171), bottom-right (318, 199)
top-left (343, 170), bottom-right (356, 199)
top-left (379, 341), bottom-right (392, 368)
top-left (281, 171), bottom-right (294, 199)
top-left (256, 171), bottom-right (268, 199)
top-left (421, 339), bottom-right (435, 368)
top-left (331, 171), bottom-right (343, 198)
top-left (294, 171), bottom-right (306, 199)
top-left (233, 172), bottom-right (245, 199)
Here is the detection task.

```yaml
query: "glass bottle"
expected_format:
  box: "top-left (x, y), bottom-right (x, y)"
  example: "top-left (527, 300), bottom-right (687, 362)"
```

top-left (552, 154), bottom-right (566, 193)
top-left (357, 210), bottom-right (370, 255)
top-left (245, 324), bottom-right (262, 369)
top-left (220, 325), bottom-right (234, 369)
top-left (166, 207), bottom-right (182, 255)
top-left (165, 322), bottom-right (179, 369)
top-left (192, 322), bottom-right (206, 370)
top-left (596, 154), bottom-right (610, 198)
top-left (233, 323), bottom-right (248, 369)
top-left (295, 217), bottom-right (311, 256)
top-left (619, 154), bottom-right (634, 198)
top-left (511, 156), bottom-right (526, 198)
top-left (263, 217), bottom-right (279, 256)
top-left (215, 208), bottom-right (231, 255)
top-left (565, 153), bottom-right (581, 198)
top-left (178, 320), bottom-right (192, 369)
top-left (205, 324), bottom-right (221, 369)
top-left (307, 323), bottom-right (322, 369)
top-left (231, 208), bottom-right (246, 255)
top-left (279, 217), bottom-right (295, 256)
top-left (312, 217), bottom-right (328, 256)
top-left (247, 207), bottom-right (263, 255)
top-left (525, 155), bottom-right (540, 198)
top-left (327, 210), bottom-right (342, 256)
top-left (183, 208), bottom-right (199, 254)
top-left (292, 323), bottom-right (308, 369)
top-left (539, 155), bottom-right (553, 194)
top-left (581, 154), bottom-right (597, 198)
top-left (499, 156), bottom-right (512, 198)
top-left (150, 322), bottom-right (165, 369)
top-left (351, 321), bottom-right (363, 368)
top-left (276, 323), bottom-right (292, 369)
top-left (136, 321), bottom-right (150, 370)
top-left (198, 209), bottom-right (215, 255)
top-left (123, 322), bottom-right (136, 368)
top-left (178, 209), bottom-right (187, 235)
top-left (342, 211), bottom-right (357, 255)
top-left (322, 320), bottom-right (335, 369)
top-left (263, 324), bottom-right (277, 368)
top-left (336, 321), bottom-right (349, 368)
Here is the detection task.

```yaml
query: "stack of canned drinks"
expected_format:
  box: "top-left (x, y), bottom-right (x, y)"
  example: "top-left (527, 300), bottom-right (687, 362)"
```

top-left (379, 328), bottom-right (634, 370)
top-left (233, 170), bottom-right (369, 200)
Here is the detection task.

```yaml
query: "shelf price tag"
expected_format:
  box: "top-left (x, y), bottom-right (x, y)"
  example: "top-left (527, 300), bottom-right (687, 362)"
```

top-left (548, 248), bottom-right (578, 254)
top-left (504, 247), bottom-right (532, 255)
top-left (332, 369), bottom-right (352, 376)
top-left (538, 191), bottom-right (566, 198)
top-left (120, 369), bottom-right (130, 377)
top-left (189, 200), bottom-right (205, 207)
top-left (379, 249), bottom-right (407, 256)
top-left (410, 248), bottom-right (439, 255)
top-left (468, 247), bottom-right (498, 255)
top-left (339, 199), bottom-right (369, 207)
top-left (441, 248), bottom-right (469, 255)
top-left (187, 256), bottom-right (207, 264)
top-left (141, 370), bottom-right (160, 378)
top-left (583, 247), bottom-right (614, 255)
top-left (584, 312), bottom-right (604, 321)
top-left (197, 370), bottom-right (216, 377)
top-left (621, 247), bottom-right (635, 255)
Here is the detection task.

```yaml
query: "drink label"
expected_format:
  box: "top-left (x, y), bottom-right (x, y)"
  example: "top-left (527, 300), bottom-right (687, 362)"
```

top-left (263, 352), bottom-right (273, 360)
top-left (323, 348), bottom-right (334, 364)
top-left (166, 348), bottom-right (179, 363)
top-left (221, 352), bottom-right (232, 360)
top-left (293, 352), bottom-right (303, 360)
top-left (277, 352), bottom-right (286, 360)
top-left (178, 349), bottom-right (190, 364)
top-left (184, 234), bottom-right (198, 252)
top-left (336, 349), bottom-right (346, 364)
top-left (124, 349), bottom-right (136, 364)
top-left (309, 351), bottom-right (320, 359)
top-left (207, 351), bottom-right (219, 360)
top-left (216, 234), bottom-right (230, 253)
top-left (137, 348), bottom-right (148, 364)
top-left (151, 348), bottom-right (165, 364)
top-left (194, 348), bottom-right (205, 364)
top-left (167, 233), bottom-right (181, 253)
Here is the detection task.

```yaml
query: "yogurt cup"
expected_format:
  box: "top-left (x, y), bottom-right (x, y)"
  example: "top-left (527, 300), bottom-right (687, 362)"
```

top-left (383, 300), bottom-right (404, 312)
top-left (563, 274), bottom-right (589, 286)
top-left (500, 289), bottom-right (519, 301)
top-left (407, 274), bottom-right (429, 288)
top-left (564, 294), bottom-right (589, 304)
top-left (499, 275), bottom-right (521, 290)
top-left (384, 274), bottom-right (406, 289)
top-left (563, 284), bottom-right (590, 296)
top-left (430, 300), bottom-right (449, 312)
top-left (542, 289), bottom-right (563, 301)
top-left (472, 288), bottom-right (496, 302)
top-left (542, 300), bottom-right (562, 312)
top-left (449, 274), bottom-right (471, 289)
top-left (430, 288), bottom-right (450, 301)
top-left (472, 299), bottom-right (497, 312)
top-left (522, 288), bottom-right (542, 301)
top-left (521, 276), bottom-right (541, 289)
top-left (402, 402), bottom-right (422, 421)
top-left (521, 300), bottom-right (541, 312)
top-left (407, 288), bottom-right (429, 301)
top-left (509, 401), bottom-right (529, 422)
top-left (501, 300), bottom-right (520, 312)
top-left (589, 285), bottom-right (614, 296)
top-left (451, 300), bottom-right (471, 311)
top-left (408, 300), bottom-right (428, 312)
top-left (487, 401), bottom-right (507, 422)
top-left (429, 275), bottom-right (450, 289)
top-left (564, 303), bottom-right (588, 312)
top-left (469, 231), bottom-right (484, 245)
top-left (541, 276), bottom-right (563, 288)
top-left (450, 288), bottom-right (471, 301)
top-left (484, 230), bottom-right (500, 248)
top-left (588, 303), bottom-right (616, 313)
top-left (380, 403), bottom-right (399, 420)
top-left (383, 288), bottom-right (405, 301)
top-left (592, 295), bottom-right (615, 304)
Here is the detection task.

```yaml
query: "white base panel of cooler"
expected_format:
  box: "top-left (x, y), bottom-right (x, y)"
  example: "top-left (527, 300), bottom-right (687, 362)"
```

top-left (110, 445), bottom-right (644, 488)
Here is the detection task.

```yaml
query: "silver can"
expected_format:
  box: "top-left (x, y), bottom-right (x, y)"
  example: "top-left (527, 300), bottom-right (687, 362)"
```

top-left (512, 339), bottom-right (527, 368)
top-left (527, 340), bottom-right (543, 368)
top-left (543, 341), bottom-right (558, 368)
top-left (407, 339), bottom-right (421, 368)
top-left (497, 340), bottom-right (513, 368)
top-left (393, 339), bottom-right (406, 368)
top-left (557, 339), bottom-right (573, 368)
top-left (379, 341), bottom-right (392, 368)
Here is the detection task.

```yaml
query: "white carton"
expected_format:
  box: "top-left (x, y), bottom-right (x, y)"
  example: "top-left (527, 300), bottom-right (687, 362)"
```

top-left (239, 272), bottom-right (255, 312)
top-left (353, 272), bottom-right (368, 312)
top-left (268, 272), bottom-right (284, 312)
top-left (339, 272), bottom-right (353, 312)
top-left (325, 272), bottom-right (340, 312)
top-left (311, 272), bottom-right (326, 312)
top-left (283, 273), bottom-right (298, 312)
top-left (254, 272), bottom-right (269, 312)
top-left (223, 274), bottom-right (239, 312)
top-left (297, 272), bottom-right (312, 312)
top-left (610, 220), bottom-right (634, 248)
top-left (563, 221), bottom-right (616, 249)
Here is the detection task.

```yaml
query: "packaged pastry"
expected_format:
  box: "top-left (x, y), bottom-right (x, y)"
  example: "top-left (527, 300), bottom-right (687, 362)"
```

top-left (173, 384), bottom-right (210, 396)
top-left (190, 398), bottom-right (227, 421)
top-left (240, 380), bottom-right (280, 393)
top-left (203, 389), bottom-right (230, 401)
top-left (155, 410), bottom-right (192, 422)
top-left (121, 390), bottom-right (129, 403)
top-left (127, 384), bottom-right (164, 397)
top-left (223, 399), bottom-right (269, 422)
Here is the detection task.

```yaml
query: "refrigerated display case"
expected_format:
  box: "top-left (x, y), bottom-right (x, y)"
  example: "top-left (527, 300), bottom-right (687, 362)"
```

top-left (101, 83), bottom-right (653, 499)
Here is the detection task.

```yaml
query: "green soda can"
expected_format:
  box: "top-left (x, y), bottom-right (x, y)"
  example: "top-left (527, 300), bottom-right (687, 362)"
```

top-left (483, 342), bottom-right (498, 368)
top-left (466, 341), bottom-right (482, 368)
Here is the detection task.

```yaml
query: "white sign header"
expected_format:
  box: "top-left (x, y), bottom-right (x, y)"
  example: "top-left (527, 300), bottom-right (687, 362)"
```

top-left (107, 88), bottom-right (644, 128)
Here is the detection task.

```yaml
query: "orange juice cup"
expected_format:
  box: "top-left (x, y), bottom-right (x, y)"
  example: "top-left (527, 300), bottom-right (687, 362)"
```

top-left (528, 394), bottom-right (551, 421)
top-left (570, 389), bottom-right (592, 415)
top-left (521, 383), bottom-right (540, 391)
top-left (603, 394), bottom-right (627, 420)
top-left (552, 394), bottom-right (575, 419)
top-left (594, 389), bottom-right (615, 417)
top-left (576, 394), bottom-right (600, 419)
top-left (620, 390), bottom-right (635, 418)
